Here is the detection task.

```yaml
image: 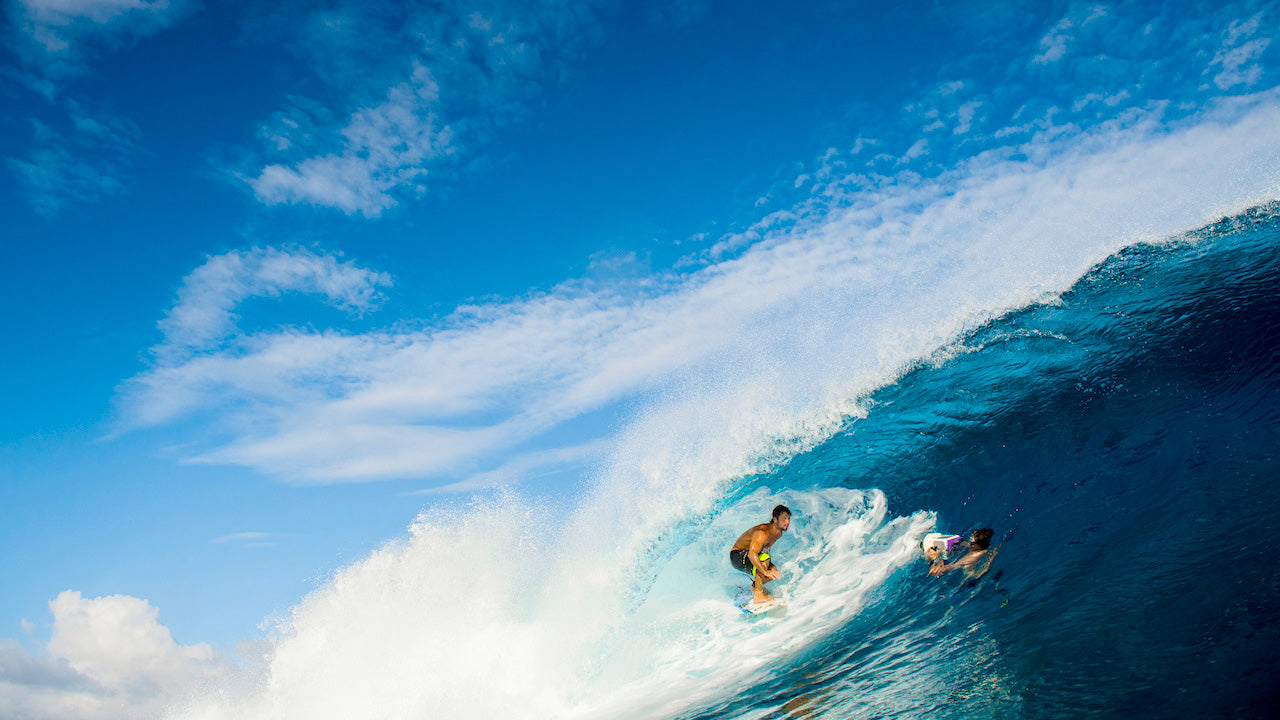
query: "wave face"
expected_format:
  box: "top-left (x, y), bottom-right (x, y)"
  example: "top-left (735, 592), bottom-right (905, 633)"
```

top-left (684, 205), bottom-right (1280, 719)
top-left (171, 206), bottom-right (1280, 720)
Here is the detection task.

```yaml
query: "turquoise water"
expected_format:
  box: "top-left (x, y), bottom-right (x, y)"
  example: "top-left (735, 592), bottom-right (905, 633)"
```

top-left (689, 205), bottom-right (1280, 719)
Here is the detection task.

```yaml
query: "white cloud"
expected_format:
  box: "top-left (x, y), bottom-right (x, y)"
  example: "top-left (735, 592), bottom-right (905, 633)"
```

top-left (47, 592), bottom-right (224, 696)
top-left (1032, 4), bottom-right (1109, 66)
top-left (8, 0), bottom-right (190, 77)
top-left (895, 80), bottom-right (990, 153)
top-left (8, 139), bottom-right (123, 216)
top-left (1209, 13), bottom-right (1272, 90)
top-left (850, 137), bottom-right (879, 155)
top-left (0, 592), bottom-right (232, 720)
top-left (953, 100), bottom-right (983, 135)
top-left (246, 0), bottom-right (608, 217)
top-left (249, 65), bottom-right (453, 217)
top-left (899, 138), bottom-right (929, 163)
top-left (153, 246), bottom-right (391, 365)
top-left (209, 531), bottom-right (286, 548)
top-left (1071, 89), bottom-right (1133, 112)
top-left (1033, 15), bottom-right (1074, 64)
top-left (6, 102), bottom-right (139, 216)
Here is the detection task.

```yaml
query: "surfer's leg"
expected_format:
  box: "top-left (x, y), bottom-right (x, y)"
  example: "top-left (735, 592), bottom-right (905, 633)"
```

top-left (752, 563), bottom-right (775, 602)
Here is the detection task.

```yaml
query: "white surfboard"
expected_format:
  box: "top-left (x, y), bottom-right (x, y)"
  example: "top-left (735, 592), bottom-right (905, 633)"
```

top-left (734, 588), bottom-right (784, 615)
top-left (741, 598), bottom-right (784, 614)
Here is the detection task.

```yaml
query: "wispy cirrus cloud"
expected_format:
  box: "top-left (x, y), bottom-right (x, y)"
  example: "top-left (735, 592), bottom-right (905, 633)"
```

top-left (244, 0), bottom-right (611, 217)
top-left (780, 2), bottom-right (1279, 201)
top-left (248, 64), bottom-right (453, 217)
top-left (4, 0), bottom-right (187, 215)
top-left (5, 102), bottom-right (139, 216)
top-left (6, 0), bottom-right (192, 79)
top-left (121, 90), bottom-right (1280, 489)
top-left (1207, 13), bottom-right (1273, 90)
top-left (211, 531), bottom-right (290, 548)
top-left (154, 246), bottom-right (390, 363)
top-left (119, 246), bottom-right (390, 431)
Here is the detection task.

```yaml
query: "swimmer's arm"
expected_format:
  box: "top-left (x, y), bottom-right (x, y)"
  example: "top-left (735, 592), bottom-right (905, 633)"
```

top-left (969, 547), bottom-right (999, 577)
top-left (925, 547), bottom-right (947, 574)
top-left (927, 549), bottom-right (968, 576)
top-left (933, 549), bottom-right (994, 577)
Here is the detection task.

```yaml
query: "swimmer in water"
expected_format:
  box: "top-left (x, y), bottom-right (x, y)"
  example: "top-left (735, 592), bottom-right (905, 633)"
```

top-left (926, 528), bottom-right (996, 578)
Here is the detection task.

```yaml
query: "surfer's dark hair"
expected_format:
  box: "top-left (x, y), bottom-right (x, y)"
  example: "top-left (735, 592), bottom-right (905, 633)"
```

top-left (772, 504), bottom-right (791, 520)
top-left (971, 528), bottom-right (994, 550)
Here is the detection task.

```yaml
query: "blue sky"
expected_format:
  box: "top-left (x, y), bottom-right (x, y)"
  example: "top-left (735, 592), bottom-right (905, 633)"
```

top-left (2, 1), bottom-right (1280, 717)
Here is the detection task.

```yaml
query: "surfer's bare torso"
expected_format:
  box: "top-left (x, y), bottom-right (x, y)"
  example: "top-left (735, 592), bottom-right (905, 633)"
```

top-left (731, 522), bottom-right (785, 558)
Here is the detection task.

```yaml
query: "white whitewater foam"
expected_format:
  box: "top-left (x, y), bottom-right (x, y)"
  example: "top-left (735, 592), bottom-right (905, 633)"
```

top-left (171, 488), bottom-right (932, 720)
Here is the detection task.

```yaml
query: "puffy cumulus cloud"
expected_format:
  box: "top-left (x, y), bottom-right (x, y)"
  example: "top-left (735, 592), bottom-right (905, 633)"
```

top-left (47, 592), bottom-right (227, 698)
top-left (0, 592), bottom-right (233, 720)
top-left (120, 91), bottom-right (1280, 489)
top-left (246, 0), bottom-right (610, 217)
top-left (7, 0), bottom-right (192, 77)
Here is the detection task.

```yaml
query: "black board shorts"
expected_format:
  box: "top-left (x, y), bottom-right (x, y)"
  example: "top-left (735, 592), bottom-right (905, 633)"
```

top-left (730, 549), bottom-right (773, 577)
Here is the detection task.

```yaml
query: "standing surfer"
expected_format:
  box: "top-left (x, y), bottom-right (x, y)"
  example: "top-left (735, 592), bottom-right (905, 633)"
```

top-left (729, 505), bottom-right (791, 604)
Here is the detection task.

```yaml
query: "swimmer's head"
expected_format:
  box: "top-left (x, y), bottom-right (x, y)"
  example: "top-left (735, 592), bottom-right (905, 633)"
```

top-left (971, 528), bottom-right (994, 550)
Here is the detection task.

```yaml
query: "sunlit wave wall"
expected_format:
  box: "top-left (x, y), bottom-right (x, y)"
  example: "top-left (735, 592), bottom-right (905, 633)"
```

top-left (171, 92), bottom-right (1280, 719)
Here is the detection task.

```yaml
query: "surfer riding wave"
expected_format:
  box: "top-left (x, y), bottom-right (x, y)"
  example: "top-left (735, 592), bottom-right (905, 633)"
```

top-left (729, 505), bottom-right (791, 604)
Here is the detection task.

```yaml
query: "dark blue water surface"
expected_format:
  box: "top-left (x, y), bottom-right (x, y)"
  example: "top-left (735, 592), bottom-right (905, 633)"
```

top-left (696, 204), bottom-right (1280, 719)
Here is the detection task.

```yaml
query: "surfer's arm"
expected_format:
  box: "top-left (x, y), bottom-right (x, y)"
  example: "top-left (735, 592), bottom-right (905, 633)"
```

top-left (748, 533), bottom-right (779, 580)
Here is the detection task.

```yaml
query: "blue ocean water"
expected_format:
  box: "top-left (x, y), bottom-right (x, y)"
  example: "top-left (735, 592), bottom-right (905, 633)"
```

top-left (691, 204), bottom-right (1280, 719)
